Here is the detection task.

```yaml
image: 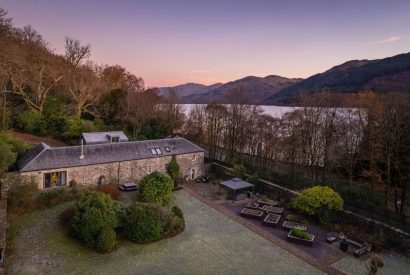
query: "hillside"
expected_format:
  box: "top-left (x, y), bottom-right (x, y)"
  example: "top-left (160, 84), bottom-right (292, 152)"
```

top-left (266, 52), bottom-right (410, 105)
top-left (164, 75), bottom-right (302, 104)
top-left (158, 82), bottom-right (223, 97)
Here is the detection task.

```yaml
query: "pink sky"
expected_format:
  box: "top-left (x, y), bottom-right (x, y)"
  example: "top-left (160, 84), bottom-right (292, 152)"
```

top-left (2, 0), bottom-right (410, 87)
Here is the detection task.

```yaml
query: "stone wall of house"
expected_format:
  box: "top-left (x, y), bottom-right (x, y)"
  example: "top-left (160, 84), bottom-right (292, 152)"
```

top-left (21, 152), bottom-right (204, 189)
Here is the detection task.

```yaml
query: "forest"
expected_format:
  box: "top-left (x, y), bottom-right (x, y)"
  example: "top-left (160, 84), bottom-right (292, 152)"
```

top-left (1, 7), bottom-right (409, 218)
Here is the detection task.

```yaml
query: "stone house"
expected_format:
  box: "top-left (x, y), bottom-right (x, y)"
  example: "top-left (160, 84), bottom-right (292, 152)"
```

top-left (18, 136), bottom-right (204, 189)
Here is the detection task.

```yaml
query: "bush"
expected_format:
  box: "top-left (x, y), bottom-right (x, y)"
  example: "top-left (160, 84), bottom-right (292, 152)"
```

top-left (286, 214), bottom-right (309, 225)
top-left (171, 206), bottom-right (184, 220)
top-left (59, 207), bottom-right (75, 226)
top-left (95, 227), bottom-right (117, 252)
top-left (139, 172), bottom-right (174, 205)
top-left (167, 155), bottom-right (180, 181)
top-left (124, 203), bottom-right (163, 243)
top-left (70, 192), bottom-right (119, 250)
top-left (232, 164), bottom-right (246, 179)
top-left (57, 116), bottom-right (84, 139)
top-left (7, 180), bottom-right (39, 214)
top-left (290, 186), bottom-right (343, 225)
top-left (291, 228), bottom-right (310, 240)
top-left (165, 206), bottom-right (185, 237)
top-left (16, 110), bottom-right (47, 135)
top-left (96, 184), bottom-right (120, 201)
top-left (37, 188), bottom-right (65, 207)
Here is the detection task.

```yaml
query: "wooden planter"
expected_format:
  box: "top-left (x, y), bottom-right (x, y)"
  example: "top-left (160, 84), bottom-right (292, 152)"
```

top-left (263, 213), bottom-right (281, 227)
top-left (261, 205), bottom-right (284, 214)
top-left (287, 231), bottom-right (315, 246)
top-left (240, 208), bottom-right (264, 220)
top-left (282, 221), bottom-right (307, 231)
top-left (257, 198), bottom-right (279, 206)
top-left (246, 202), bottom-right (260, 209)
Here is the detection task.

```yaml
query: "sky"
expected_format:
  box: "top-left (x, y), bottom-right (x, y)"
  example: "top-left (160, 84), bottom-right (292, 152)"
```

top-left (1, 0), bottom-right (410, 87)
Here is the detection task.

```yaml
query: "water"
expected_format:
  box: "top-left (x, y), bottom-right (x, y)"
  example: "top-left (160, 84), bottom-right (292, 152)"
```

top-left (181, 104), bottom-right (297, 118)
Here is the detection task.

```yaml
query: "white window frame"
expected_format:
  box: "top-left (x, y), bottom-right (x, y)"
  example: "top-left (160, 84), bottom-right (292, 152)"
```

top-left (155, 148), bottom-right (162, 155)
top-left (192, 154), bottom-right (196, 161)
top-left (148, 165), bottom-right (153, 173)
top-left (151, 148), bottom-right (157, 155)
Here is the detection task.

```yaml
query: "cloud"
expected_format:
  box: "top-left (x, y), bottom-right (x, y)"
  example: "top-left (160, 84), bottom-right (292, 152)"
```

top-left (365, 36), bottom-right (401, 46)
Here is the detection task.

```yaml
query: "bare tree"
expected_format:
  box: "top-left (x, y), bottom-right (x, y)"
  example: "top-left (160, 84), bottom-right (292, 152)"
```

top-left (64, 37), bottom-right (91, 67)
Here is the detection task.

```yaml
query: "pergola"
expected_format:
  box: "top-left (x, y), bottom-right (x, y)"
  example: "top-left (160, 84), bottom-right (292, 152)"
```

top-left (219, 177), bottom-right (254, 202)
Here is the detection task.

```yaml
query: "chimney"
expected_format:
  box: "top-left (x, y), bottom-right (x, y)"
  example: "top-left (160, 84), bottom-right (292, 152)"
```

top-left (80, 138), bottom-right (85, 159)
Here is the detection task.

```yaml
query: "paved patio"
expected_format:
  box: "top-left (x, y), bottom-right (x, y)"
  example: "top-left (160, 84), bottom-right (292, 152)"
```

top-left (184, 181), bottom-right (410, 275)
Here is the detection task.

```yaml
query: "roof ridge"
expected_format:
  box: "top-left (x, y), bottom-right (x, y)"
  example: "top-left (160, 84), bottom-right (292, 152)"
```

top-left (46, 137), bottom-right (186, 151)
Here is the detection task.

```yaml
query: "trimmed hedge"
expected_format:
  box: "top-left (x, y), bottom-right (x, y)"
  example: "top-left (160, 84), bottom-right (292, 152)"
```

top-left (139, 172), bottom-right (174, 205)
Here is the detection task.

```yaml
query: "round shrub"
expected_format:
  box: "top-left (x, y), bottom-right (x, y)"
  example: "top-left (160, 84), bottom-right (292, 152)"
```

top-left (70, 191), bottom-right (119, 249)
top-left (124, 203), bottom-right (163, 243)
top-left (139, 172), bottom-right (174, 205)
top-left (95, 227), bottom-right (117, 252)
top-left (291, 186), bottom-right (343, 224)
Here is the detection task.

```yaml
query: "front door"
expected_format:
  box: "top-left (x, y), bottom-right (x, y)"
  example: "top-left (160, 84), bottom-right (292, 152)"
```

top-left (191, 168), bottom-right (195, 180)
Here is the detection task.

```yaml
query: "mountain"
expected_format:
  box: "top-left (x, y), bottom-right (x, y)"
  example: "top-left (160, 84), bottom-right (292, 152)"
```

top-left (158, 83), bottom-right (223, 97)
top-left (163, 75), bottom-right (302, 104)
top-left (266, 52), bottom-right (410, 104)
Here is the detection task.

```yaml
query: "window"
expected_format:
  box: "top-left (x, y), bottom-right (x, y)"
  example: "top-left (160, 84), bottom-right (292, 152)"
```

top-left (164, 164), bottom-right (168, 172)
top-left (155, 148), bottom-right (162, 155)
top-left (110, 136), bottom-right (120, 143)
top-left (148, 165), bottom-right (152, 173)
top-left (44, 171), bottom-right (67, 188)
top-left (192, 154), bottom-right (196, 161)
top-left (191, 168), bottom-right (196, 180)
top-left (150, 148), bottom-right (157, 155)
top-left (165, 146), bottom-right (170, 152)
top-left (172, 146), bottom-right (177, 151)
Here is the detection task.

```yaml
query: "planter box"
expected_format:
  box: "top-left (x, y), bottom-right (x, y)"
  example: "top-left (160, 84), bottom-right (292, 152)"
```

top-left (282, 221), bottom-right (307, 231)
top-left (246, 202), bottom-right (260, 209)
top-left (263, 213), bottom-right (281, 227)
top-left (287, 231), bottom-right (315, 246)
top-left (261, 205), bottom-right (284, 214)
top-left (258, 198), bottom-right (278, 206)
top-left (240, 208), bottom-right (264, 220)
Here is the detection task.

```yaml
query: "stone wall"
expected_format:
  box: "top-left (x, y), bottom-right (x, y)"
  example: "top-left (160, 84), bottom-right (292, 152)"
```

top-left (21, 152), bottom-right (204, 189)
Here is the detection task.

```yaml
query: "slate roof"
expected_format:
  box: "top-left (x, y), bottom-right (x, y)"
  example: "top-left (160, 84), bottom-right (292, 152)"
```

top-left (19, 137), bottom-right (203, 172)
top-left (82, 131), bottom-right (129, 144)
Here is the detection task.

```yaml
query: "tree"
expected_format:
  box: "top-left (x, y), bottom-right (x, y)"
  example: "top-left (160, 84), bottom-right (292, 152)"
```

top-left (64, 37), bottom-right (91, 67)
top-left (66, 62), bottom-right (106, 119)
top-left (167, 155), bottom-right (180, 183)
top-left (291, 186), bottom-right (343, 224)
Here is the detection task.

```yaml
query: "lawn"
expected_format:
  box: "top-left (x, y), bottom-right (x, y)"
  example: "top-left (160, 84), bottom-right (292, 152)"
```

top-left (7, 190), bottom-right (324, 275)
